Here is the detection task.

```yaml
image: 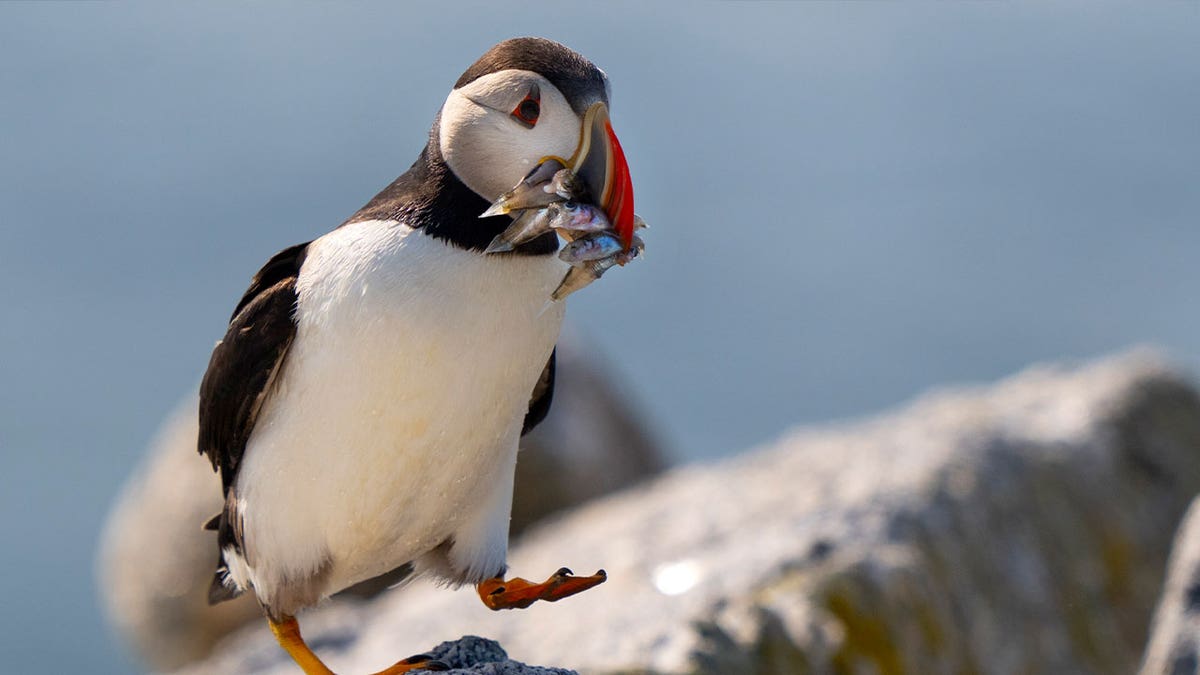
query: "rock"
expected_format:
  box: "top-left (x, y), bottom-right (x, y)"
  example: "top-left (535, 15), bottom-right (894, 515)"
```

top-left (421, 636), bottom-right (576, 674)
top-left (177, 350), bottom-right (1200, 675)
top-left (98, 396), bottom-right (262, 672)
top-left (179, 633), bottom-right (574, 675)
top-left (1139, 498), bottom-right (1200, 675)
top-left (97, 330), bottom-right (664, 672)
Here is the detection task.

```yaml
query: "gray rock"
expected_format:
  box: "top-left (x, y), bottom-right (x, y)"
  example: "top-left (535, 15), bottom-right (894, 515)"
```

top-left (97, 331), bottom-right (663, 672)
top-left (1140, 498), bottom-right (1200, 675)
top-left (177, 350), bottom-right (1200, 675)
top-left (174, 632), bottom-right (575, 675)
top-left (422, 636), bottom-right (575, 674)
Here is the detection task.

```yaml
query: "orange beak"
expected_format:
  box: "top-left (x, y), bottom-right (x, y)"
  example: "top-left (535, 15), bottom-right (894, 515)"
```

top-left (571, 103), bottom-right (636, 250)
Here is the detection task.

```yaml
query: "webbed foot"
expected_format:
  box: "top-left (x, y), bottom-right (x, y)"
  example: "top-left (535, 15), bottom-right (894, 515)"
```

top-left (476, 567), bottom-right (607, 610)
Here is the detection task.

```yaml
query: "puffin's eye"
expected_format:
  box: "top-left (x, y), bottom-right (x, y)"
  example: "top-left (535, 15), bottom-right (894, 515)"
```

top-left (510, 85), bottom-right (541, 128)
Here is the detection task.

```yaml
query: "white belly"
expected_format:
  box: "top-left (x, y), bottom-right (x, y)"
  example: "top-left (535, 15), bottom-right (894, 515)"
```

top-left (228, 219), bottom-right (566, 610)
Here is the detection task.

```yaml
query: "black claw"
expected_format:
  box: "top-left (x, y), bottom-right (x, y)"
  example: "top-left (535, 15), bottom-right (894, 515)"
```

top-left (555, 567), bottom-right (573, 577)
top-left (595, 569), bottom-right (607, 578)
top-left (420, 660), bottom-right (451, 672)
top-left (401, 654), bottom-right (436, 664)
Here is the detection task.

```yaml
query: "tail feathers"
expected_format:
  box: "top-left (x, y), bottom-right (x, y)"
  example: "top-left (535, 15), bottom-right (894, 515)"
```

top-left (204, 491), bottom-right (247, 605)
top-left (208, 565), bottom-right (244, 605)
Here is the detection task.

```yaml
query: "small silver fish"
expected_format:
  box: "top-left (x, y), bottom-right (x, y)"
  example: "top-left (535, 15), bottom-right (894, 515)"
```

top-left (487, 200), bottom-right (613, 254)
top-left (550, 169), bottom-right (585, 201)
top-left (547, 201), bottom-right (611, 235)
top-left (484, 209), bottom-right (554, 253)
top-left (622, 234), bottom-right (646, 261)
top-left (479, 160), bottom-right (577, 217)
top-left (551, 235), bottom-right (644, 301)
top-left (558, 231), bottom-right (623, 264)
top-left (551, 262), bottom-right (606, 301)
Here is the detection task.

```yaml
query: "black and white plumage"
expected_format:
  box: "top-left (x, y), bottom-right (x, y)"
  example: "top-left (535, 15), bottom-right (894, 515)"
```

top-left (197, 38), bottom-right (620, 624)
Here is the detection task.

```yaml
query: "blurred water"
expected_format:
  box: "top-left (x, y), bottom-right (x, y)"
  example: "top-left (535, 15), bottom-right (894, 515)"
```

top-left (1, 2), bottom-right (1197, 672)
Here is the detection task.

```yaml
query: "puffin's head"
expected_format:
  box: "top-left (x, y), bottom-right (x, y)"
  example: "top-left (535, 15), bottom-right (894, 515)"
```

top-left (439, 37), bottom-right (635, 247)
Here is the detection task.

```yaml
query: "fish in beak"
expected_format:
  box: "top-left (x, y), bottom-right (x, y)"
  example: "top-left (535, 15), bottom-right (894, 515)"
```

top-left (481, 102), bottom-right (636, 251)
top-left (479, 159), bottom-right (574, 219)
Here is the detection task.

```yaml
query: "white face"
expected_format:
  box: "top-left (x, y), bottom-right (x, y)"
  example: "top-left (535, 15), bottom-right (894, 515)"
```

top-left (439, 69), bottom-right (583, 202)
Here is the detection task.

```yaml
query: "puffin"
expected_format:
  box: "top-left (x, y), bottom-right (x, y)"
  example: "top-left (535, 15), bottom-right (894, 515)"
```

top-left (197, 37), bottom-right (633, 674)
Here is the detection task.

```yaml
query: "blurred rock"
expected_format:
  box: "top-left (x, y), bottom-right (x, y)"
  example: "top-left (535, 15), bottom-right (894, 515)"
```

top-left (178, 350), bottom-right (1200, 675)
top-left (97, 331), bottom-right (664, 672)
top-left (513, 327), bottom-right (664, 537)
top-left (1140, 498), bottom-right (1200, 675)
top-left (99, 395), bottom-right (259, 672)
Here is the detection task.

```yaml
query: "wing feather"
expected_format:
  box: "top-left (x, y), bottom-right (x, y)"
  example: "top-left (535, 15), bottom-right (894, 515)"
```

top-left (521, 348), bottom-right (556, 435)
top-left (198, 243), bottom-right (308, 492)
top-left (197, 243), bottom-right (308, 603)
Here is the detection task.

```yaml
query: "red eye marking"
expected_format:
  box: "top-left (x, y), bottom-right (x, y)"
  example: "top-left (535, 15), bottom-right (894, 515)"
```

top-left (511, 86), bottom-right (541, 128)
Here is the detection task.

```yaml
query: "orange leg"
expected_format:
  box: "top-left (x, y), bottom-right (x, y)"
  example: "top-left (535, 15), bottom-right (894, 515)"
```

top-left (268, 615), bottom-right (447, 674)
top-left (476, 566), bottom-right (607, 611)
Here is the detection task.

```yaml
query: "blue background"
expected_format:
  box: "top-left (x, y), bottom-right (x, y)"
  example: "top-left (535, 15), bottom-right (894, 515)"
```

top-left (2, 3), bottom-right (1197, 673)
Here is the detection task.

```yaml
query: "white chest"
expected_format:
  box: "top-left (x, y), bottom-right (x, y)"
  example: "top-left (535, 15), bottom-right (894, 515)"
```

top-left (233, 220), bottom-right (566, 600)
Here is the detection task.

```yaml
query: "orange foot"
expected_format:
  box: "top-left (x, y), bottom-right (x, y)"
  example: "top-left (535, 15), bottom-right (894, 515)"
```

top-left (477, 567), bottom-right (607, 611)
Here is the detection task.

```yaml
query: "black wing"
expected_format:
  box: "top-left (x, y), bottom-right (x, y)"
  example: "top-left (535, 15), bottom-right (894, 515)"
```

top-left (198, 242), bottom-right (308, 603)
top-left (521, 349), bottom-right (555, 435)
top-left (198, 242), bottom-right (309, 493)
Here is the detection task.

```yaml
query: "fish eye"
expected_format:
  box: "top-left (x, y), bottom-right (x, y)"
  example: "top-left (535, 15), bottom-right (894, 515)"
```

top-left (510, 85), bottom-right (541, 128)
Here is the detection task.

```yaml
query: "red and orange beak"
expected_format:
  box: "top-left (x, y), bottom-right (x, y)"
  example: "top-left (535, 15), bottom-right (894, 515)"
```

top-left (571, 102), bottom-right (636, 250)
